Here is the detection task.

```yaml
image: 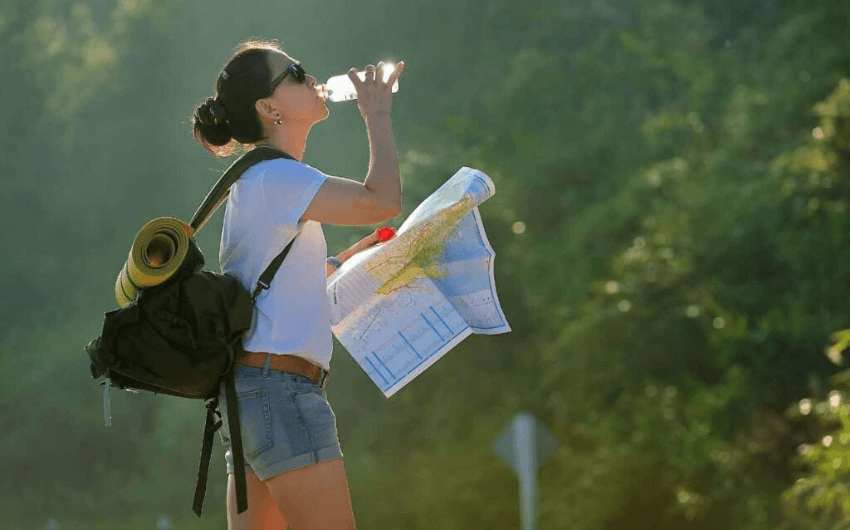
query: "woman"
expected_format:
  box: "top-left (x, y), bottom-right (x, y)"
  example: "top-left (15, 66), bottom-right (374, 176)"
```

top-left (191, 39), bottom-right (404, 530)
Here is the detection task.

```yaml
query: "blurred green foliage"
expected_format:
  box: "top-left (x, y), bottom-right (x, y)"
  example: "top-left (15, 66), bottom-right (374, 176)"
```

top-left (4, 0), bottom-right (850, 528)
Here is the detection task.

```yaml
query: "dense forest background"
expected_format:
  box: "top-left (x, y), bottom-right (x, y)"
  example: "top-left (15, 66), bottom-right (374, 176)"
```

top-left (3, 0), bottom-right (850, 528)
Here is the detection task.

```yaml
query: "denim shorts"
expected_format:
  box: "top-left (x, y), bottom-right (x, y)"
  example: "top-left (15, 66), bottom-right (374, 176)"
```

top-left (217, 360), bottom-right (343, 480)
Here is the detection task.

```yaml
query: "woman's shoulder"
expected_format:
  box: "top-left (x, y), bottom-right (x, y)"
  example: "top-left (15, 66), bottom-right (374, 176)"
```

top-left (241, 156), bottom-right (298, 179)
top-left (232, 157), bottom-right (328, 227)
top-left (240, 157), bottom-right (325, 184)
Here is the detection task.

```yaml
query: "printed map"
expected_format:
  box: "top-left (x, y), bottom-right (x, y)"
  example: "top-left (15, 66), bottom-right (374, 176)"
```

top-left (327, 167), bottom-right (511, 397)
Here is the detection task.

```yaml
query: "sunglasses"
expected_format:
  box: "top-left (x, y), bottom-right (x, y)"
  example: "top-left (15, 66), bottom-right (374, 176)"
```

top-left (269, 62), bottom-right (307, 90)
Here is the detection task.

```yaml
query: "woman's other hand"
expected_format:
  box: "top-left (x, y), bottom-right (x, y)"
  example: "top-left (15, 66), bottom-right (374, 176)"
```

top-left (348, 61), bottom-right (405, 120)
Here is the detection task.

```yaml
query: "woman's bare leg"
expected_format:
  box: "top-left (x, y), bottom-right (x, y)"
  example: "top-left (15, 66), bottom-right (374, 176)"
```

top-left (227, 472), bottom-right (289, 530)
top-left (263, 458), bottom-right (356, 530)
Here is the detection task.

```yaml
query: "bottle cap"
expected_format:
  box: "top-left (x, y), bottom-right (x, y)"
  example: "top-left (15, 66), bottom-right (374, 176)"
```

top-left (377, 227), bottom-right (396, 242)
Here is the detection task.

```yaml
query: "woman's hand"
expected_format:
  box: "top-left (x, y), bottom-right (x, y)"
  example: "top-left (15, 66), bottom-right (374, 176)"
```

top-left (327, 227), bottom-right (397, 277)
top-left (348, 61), bottom-right (405, 120)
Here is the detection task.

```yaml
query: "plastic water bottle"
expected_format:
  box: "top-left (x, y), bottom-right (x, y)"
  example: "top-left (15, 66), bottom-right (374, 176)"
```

top-left (323, 63), bottom-right (399, 102)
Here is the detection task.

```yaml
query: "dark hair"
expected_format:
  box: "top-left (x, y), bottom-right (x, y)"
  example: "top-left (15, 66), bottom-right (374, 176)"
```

top-left (192, 40), bottom-right (285, 156)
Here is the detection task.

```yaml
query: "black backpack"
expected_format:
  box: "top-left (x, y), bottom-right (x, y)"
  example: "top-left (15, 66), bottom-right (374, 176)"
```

top-left (85, 146), bottom-right (295, 516)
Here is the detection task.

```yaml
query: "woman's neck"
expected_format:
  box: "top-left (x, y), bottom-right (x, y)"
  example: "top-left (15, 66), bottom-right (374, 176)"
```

top-left (257, 121), bottom-right (312, 161)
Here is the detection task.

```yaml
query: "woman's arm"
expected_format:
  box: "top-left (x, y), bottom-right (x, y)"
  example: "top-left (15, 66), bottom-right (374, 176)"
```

top-left (301, 62), bottom-right (405, 226)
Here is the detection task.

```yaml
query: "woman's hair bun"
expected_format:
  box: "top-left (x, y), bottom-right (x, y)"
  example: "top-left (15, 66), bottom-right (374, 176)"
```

top-left (195, 97), bottom-right (229, 126)
top-left (193, 96), bottom-right (233, 151)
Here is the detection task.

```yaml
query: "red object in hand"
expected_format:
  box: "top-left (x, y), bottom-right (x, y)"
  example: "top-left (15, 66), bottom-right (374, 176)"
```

top-left (377, 227), bottom-right (396, 242)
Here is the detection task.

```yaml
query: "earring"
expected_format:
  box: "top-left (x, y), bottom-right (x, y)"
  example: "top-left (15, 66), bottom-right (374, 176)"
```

top-left (274, 119), bottom-right (282, 125)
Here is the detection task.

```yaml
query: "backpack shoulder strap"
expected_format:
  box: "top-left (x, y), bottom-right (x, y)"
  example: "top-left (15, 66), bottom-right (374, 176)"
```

top-left (189, 146), bottom-right (295, 232)
top-left (251, 235), bottom-right (298, 300)
top-left (193, 358), bottom-right (247, 516)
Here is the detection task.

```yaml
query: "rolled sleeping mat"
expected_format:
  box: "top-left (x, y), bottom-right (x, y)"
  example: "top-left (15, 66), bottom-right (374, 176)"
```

top-left (115, 217), bottom-right (195, 307)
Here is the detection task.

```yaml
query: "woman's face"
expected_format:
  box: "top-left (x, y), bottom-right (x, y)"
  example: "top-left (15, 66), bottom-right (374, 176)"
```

top-left (264, 51), bottom-right (329, 126)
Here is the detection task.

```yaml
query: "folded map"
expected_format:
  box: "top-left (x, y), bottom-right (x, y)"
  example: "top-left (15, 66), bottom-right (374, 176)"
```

top-left (327, 167), bottom-right (511, 397)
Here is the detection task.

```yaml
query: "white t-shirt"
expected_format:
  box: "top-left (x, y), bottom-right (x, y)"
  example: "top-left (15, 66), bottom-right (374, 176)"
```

top-left (219, 158), bottom-right (332, 371)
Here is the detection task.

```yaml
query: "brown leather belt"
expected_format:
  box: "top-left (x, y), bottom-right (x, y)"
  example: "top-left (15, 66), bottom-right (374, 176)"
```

top-left (235, 351), bottom-right (329, 387)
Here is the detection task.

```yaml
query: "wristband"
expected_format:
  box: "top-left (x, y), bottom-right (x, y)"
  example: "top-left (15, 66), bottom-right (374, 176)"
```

top-left (327, 256), bottom-right (342, 270)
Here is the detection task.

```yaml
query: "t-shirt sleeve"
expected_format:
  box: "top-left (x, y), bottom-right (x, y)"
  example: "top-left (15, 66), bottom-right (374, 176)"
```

top-left (260, 160), bottom-right (328, 229)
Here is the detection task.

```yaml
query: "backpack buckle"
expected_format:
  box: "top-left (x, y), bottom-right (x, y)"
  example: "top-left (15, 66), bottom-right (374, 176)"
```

top-left (251, 280), bottom-right (270, 301)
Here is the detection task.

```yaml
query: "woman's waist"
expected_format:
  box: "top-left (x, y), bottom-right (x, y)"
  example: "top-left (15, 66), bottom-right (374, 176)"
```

top-left (236, 350), bottom-right (329, 387)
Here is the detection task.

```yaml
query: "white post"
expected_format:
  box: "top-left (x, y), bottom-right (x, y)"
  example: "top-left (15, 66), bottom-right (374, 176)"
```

top-left (513, 412), bottom-right (538, 530)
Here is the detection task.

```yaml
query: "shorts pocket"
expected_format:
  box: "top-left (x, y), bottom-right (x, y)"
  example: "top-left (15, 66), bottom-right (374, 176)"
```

top-left (234, 389), bottom-right (273, 458)
top-left (294, 389), bottom-right (339, 447)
